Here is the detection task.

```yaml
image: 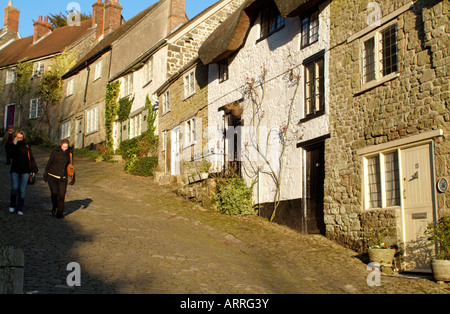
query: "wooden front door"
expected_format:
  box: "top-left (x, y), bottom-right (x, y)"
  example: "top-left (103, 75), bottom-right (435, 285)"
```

top-left (401, 143), bottom-right (435, 272)
top-left (305, 142), bottom-right (326, 235)
top-left (5, 104), bottom-right (15, 128)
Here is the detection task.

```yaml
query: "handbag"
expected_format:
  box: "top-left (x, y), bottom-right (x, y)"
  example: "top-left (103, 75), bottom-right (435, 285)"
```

top-left (67, 152), bottom-right (74, 177)
top-left (29, 172), bottom-right (36, 185)
top-left (27, 146), bottom-right (36, 185)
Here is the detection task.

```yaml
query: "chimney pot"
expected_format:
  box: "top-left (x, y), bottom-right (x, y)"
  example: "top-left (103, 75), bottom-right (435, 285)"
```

top-left (4, 1), bottom-right (20, 33)
top-left (33, 15), bottom-right (52, 43)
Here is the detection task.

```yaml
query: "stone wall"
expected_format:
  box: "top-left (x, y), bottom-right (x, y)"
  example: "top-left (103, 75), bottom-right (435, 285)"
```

top-left (326, 0), bottom-right (449, 251)
top-left (166, 0), bottom-right (247, 76)
top-left (157, 60), bottom-right (209, 176)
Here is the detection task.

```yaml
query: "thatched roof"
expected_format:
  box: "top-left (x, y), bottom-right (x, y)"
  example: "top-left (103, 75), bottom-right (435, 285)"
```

top-left (198, 0), bottom-right (321, 65)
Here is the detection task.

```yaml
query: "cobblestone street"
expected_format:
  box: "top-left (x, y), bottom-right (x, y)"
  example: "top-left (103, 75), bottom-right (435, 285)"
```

top-left (0, 148), bottom-right (449, 295)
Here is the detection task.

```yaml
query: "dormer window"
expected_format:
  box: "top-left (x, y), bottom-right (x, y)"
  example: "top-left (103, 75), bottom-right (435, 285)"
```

top-left (259, 2), bottom-right (285, 39)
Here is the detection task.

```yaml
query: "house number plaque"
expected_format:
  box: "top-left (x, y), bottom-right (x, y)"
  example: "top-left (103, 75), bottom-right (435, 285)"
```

top-left (437, 178), bottom-right (448, 193)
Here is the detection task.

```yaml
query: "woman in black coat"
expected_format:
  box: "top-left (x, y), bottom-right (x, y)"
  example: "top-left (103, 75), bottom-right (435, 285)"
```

top-left (44, 139), bottom-right (73, 219)
top-left (9, 130), bottom-right (38, 216)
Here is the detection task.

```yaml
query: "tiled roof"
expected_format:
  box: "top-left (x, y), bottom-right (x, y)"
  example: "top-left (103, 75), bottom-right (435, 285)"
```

top-left (0, 19), bottom-right (94, 68)
top-left (63, 1), bottom-right (162, 79)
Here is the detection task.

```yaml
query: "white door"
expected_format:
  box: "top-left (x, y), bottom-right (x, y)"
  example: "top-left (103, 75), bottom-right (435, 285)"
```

top-left (113, 120), bottom-right (121, 151)
top-left (75, 117), bottom-right (83, 149)
top-left (401, 143), bottom-right (435, 272)
top-left (171, 127), bottom-right (181, 176)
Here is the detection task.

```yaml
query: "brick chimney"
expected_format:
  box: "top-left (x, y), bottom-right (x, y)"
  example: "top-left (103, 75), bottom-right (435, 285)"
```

top-left (92, 0), bottom-right (105, 40)
top-left (4, 1), bottom-right (20, 33)
top-left (168, 0), bottom-right (186, 34)
top-left (104, 0), bottom-right (122, 35)
top-left (33, 16), bottom-right (52, 43)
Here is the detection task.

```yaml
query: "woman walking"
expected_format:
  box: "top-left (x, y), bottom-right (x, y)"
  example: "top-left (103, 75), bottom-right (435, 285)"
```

top-left (44, 139), bottom-right (73, 219)
top-left (9, 130), bottom-right (38, 216)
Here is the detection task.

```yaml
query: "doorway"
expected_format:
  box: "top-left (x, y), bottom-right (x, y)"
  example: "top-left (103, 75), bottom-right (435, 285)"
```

top-left (171, 126), bottom-right (181, 176)
top-left (75, 116), bottom-right (83, 149)
top-left (401, 143), bottom-right (435, 272)
top-left (304, 142), bottom-right (326, 235)
top-left (5, 104), bottom-right (15, 128)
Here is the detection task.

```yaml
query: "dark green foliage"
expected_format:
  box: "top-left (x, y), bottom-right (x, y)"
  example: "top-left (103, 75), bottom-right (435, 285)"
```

top-left (214, 175), bottom-right (255, 216)
top-left (125, 156), bottom-right (158, 177)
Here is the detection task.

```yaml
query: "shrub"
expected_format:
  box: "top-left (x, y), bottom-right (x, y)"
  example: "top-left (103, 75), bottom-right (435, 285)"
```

top-left (426, 216), bottom-right (450, 260)
top-left (214, 175), bottom-right (255, 216)
top-left (125, 156), bottom-right (158, 177)
top-left (27, 128), bottom-right (55, 148)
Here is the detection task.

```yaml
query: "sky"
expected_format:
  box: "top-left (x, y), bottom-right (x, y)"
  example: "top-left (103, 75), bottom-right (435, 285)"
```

top-left (2, 0), bottom-right (219, 37)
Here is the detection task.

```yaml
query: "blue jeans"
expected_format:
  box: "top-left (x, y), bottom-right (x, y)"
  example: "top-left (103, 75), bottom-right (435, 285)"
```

top-left (10, 172), bottom-right (30, 212)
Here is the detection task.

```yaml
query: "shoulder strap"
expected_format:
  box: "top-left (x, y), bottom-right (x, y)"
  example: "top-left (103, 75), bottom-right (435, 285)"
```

top-left (26, 145), bottom-right (31, 168)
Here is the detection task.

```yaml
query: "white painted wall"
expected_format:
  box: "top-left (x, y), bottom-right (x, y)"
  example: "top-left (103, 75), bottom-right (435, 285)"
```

top-left (207, 1), bottom-right (331, 205)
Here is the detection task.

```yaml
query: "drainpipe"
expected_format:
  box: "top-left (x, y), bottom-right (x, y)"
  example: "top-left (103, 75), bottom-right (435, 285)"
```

top-left (82, 62), bottom-right (91, 148)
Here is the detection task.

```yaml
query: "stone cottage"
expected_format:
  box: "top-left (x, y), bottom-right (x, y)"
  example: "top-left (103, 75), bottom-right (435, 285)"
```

top-left (60, 0), bottom-right (186, 149)
top-left (325, 0), bottom-right (449, 272)
top-left (198, 0), bottom-right (331, 233)
top-left (156, 58), bottom-right (209, 182)
top-left (107, 0), bottom-right (246, 160)
top-left (0, 3), bottom-right (97, 136)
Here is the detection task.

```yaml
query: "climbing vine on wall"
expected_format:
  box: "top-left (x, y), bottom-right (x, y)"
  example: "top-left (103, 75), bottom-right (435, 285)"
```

top-left (105, 81), bottom-right (121, 150)
top-left (117, 94), bottom-right (135, 123)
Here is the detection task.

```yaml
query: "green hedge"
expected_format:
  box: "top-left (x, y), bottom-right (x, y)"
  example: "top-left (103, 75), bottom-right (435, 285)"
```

top-left (125, 156), bottom-right (158, 177)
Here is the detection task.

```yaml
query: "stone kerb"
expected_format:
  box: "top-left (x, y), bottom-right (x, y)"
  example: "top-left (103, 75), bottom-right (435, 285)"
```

top-left (0, 245), bottom-right (24, 294)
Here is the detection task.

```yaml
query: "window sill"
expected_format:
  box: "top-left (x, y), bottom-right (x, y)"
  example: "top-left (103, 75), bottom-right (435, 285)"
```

top-left (183, 92), bottom-right (196, 101)
top-left (143, 79), bottom-right (153, 89)
top-left (300, 40), bottom-right (319, 50)
top-left (299, 110), bottom-right (326, 123)
top-left (364, 205), bottom-right (401, 212)
top-left (256, 25), bottom-right (285, 44)
top-left (355, 73), bottom-right (399, 96)
top-left (85, 130), bottom-right (99, 137)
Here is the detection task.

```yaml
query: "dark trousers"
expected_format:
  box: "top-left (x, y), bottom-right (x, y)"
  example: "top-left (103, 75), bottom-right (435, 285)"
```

top-left (5, 143), bottom-right (12, 164)
top-left (47, 175), bottom-right (68, 216)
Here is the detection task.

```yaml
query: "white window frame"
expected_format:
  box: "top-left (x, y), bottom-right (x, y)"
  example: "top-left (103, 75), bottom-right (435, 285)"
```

top-left (94, 60), bottom-right (102, 81)
top-left (129, 113), bottom-right (142, 139)
top-left (360, 21), bottom-right (398, 90)
top-left (61, 120), bottom-right (71, 139)
top-left (363, 150), bottom-right (401, 210)
top-left (184, 118), bottom-right (196, 147)
top-left (122, 73), bottom-right (134, 97)
top-left (29, 98), bottom-right (43, 119)
top-left (162, 90), bottom-right (170, 114)
top-left (86, 106), bottom-right (99, 134)
top-left (5, 69), bottom-right (16, 84)
top-left (184, 70), bottom-right (195, 99)
top-left (162, 131), bottom-right (167, 151)
top-left (144, 57), bottom-right (153, 84)
top-left (32, 62), bottom-right (45, 77)
top-left (66, 79), bottom-right (74, 97)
